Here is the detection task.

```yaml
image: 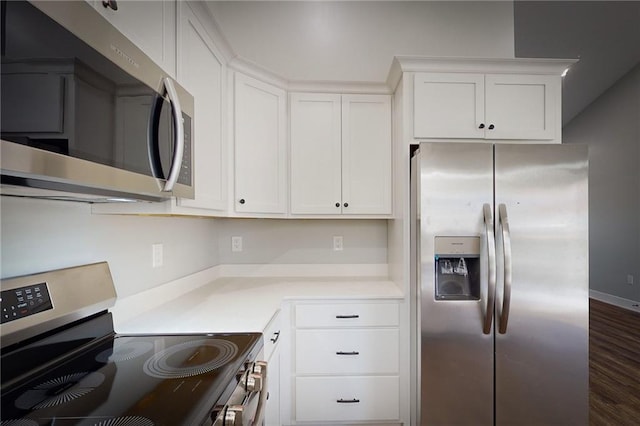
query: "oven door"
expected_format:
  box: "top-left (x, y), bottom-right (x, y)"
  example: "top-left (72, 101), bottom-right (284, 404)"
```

top-left (213, 361), bottom-right (268, 426)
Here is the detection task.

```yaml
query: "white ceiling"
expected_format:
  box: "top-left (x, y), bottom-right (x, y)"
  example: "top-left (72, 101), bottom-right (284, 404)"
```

top-left (205, 1), bottom-right (640, 126)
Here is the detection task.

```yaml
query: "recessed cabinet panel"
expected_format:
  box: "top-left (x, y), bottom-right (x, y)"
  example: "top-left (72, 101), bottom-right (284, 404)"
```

top-left (234, 74), bottom-right (287, 214)
top-left (295, 376), bottom-right (400, 422)
top-left (414, 73), bottom-right (485, 139)
top-left (290, 93), bottom-right (342, 214)
top-left (295, 328), bottom-right (400, 375)
top-left (177, 5), bottom-right (226, 210)
top-left (295, 302), bottom-right (400, 328)
top-left (342, 95), bottom-right (392, 215)
top-left (485, 74), bottom-right (557, 140)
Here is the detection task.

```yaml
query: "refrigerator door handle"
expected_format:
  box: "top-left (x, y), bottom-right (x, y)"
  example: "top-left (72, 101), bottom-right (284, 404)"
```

top-left (482, 203), bottom-right (496, 335)
top-left (498, 203), bottom-right (513, 334)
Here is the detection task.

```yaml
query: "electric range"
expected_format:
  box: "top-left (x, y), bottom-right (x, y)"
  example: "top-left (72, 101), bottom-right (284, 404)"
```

top-left (0, 262), bottom-right (266, 426)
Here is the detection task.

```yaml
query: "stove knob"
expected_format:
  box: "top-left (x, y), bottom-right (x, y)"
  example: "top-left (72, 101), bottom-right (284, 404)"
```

top-left (241, 372), bottom-right (263, 392)
top-left (224, 405), bottom-right (244, 426)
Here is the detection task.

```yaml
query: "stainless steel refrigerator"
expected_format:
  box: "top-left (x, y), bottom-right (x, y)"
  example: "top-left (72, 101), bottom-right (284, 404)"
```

top-left (410, 142), bottom-right (589, 425)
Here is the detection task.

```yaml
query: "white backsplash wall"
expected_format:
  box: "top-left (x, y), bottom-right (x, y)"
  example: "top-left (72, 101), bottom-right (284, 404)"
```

top-left (217, 219), bottom-right (387, 265)
top-left (0, 196), bottom-right (219, 298)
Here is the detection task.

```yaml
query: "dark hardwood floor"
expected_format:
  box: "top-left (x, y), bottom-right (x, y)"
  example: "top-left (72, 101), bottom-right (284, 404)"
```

top-left (590, 298), bottom-right (640, 425)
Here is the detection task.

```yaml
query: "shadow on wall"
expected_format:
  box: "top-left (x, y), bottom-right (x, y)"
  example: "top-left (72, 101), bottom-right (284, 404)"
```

top-left (563, 63), bottom-right (640, 302)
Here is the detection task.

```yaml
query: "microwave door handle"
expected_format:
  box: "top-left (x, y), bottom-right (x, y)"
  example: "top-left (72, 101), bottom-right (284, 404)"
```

top-left (483, 203), bottom-right (496, 335)
top-left (162, 77), bottom-right (184, 192)
top-left (498, 204), bottom-right (512, 334)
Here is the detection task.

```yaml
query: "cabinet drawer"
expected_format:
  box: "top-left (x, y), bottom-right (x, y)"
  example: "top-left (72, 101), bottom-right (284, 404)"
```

top-left (263, 309), bottom-right (281, 361)
top-left (295, 303), bottom-right (399, 328)
top-left (296, 329), bottom-right (399, 375)
top-left (295, 376), bottom-right (399, 422)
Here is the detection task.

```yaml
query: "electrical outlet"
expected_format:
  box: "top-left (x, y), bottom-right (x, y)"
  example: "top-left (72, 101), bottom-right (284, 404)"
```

top-left (333, 236), bottom-right (344, 251)
top-left (231, 236), bottom-right (243, 252)
top-left (627, 274), bottom-right (634, 285)
top-left (152, 243), bottom-right (163, 268)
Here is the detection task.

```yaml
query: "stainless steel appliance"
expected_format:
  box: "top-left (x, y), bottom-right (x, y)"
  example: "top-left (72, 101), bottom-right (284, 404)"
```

top-left (411, 142), bottom-right (589, 425)
top-left (1, 1), bottom-right (194, 202)
top-left (1, 262), bottom-right (267, 425)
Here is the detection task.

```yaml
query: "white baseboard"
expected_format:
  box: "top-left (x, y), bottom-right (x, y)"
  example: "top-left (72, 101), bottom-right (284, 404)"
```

top-left (590, 290), bottom-right (640, 313)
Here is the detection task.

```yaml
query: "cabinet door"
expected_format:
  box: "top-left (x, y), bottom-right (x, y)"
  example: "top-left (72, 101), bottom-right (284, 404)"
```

top-left (176, 4), bottom-right (226, 211)
top-left (414, 73), bottom-right (485, 139)
top-left (265, 345), bottom-right (281, 426)
top-left (485, 74), bottom-right (558, 140)
top-left (290, 93), bottom-right (342, 214)
top-left (94, 0), bottom-right (176, 76)
top-left (341, 95), bottom-right (392, 215)
top-left (234, 74), bottom-right (287, 214)
top-left (295, 376), bottom-right (400, 422)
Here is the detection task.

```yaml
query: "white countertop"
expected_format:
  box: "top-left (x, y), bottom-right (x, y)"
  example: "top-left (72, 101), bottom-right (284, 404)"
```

top-left (113, 275), bottom-right (403, 335)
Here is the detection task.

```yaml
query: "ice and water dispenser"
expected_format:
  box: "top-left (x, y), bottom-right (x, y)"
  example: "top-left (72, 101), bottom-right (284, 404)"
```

top-left (434, 236), bottom-right (481, 300)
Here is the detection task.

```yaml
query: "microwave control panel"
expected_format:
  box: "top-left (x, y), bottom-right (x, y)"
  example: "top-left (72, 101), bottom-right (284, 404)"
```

top-left (1, 282), bottom-right (53, 324)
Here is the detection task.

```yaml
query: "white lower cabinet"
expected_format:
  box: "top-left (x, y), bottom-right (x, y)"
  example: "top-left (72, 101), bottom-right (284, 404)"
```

top-left (295, 376), bottom-right (400, 423)
top-left (290, 301), bottom-right (400, 424)
top-left (264, 311), bottom-right (282, 426)
top-left (295, 329), bottom-right (399, 375)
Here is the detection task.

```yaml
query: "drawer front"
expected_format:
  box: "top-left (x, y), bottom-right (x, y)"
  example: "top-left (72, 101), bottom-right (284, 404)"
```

top-left (295, 302), bottom-right (399, 328)
top-left (296, 329), bottom-right (399, 375)
top-left (295, 376), bottom-right (400, 422)
top-left (263, 309), bottom-right (282, 361)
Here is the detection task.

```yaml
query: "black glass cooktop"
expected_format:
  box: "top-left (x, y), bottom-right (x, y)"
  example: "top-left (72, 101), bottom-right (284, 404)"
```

top-left (1, 332), bottom-right (262, 425)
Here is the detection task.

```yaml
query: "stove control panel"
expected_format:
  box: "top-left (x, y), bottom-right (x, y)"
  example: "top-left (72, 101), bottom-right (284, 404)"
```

top-left (1, 282), bottom-right (53, 324)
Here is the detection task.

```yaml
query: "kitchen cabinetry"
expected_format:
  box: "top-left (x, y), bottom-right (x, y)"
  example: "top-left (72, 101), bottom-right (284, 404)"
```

top-left (291, 301), bottom-right (400, 424)
top-left (414, 72), bottom-right (559, 142)
top-left (234, 73), bottom-right (287, 214)
top-left (176, 2), bottom-right (227, 211)
top-left (89, 0), bottom-right (176, 76)
top-left (290, 93), bottom-right (392, 216)
top-left (264, 311), bottom-right (282, 426)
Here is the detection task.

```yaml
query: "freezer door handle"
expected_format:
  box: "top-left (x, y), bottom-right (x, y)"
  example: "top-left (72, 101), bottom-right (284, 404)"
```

top-left (483, 203), bottom-right (496, 334)
top-left (498, 204), bottom-right (513, 334)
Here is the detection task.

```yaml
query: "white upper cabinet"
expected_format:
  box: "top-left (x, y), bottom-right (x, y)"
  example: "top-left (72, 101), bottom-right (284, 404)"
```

top-left (290, 93), bottom-right (392, 216)
top-left (341, 95), bottom-right (392, 215)
top-left (413, 73), bottom-right (485, 139)
top-left (176, 3), bottom-right (226, 211)
top-left (414, 72), bottom-right (560, 142)
top-left (91, 0), bottom-right (176, 76)
top-left (234, 73), bottom-right (287, 214)
top-left (484, 74), bottom-right (558, 140)
top-left (290, 93), bottom-right (342, 214)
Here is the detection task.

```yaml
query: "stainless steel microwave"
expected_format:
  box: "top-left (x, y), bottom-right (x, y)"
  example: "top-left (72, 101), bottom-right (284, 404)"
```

top-left (0, 0), bottom-right (194, 202)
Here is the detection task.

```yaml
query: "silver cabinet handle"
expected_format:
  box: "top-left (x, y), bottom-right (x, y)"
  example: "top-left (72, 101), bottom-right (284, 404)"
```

top-left (162, 77), bottom-right (184, 192)
top-left (498, 204), bottom-right (512, 334)
top-left (483, 203), bottom-right (496, 335)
